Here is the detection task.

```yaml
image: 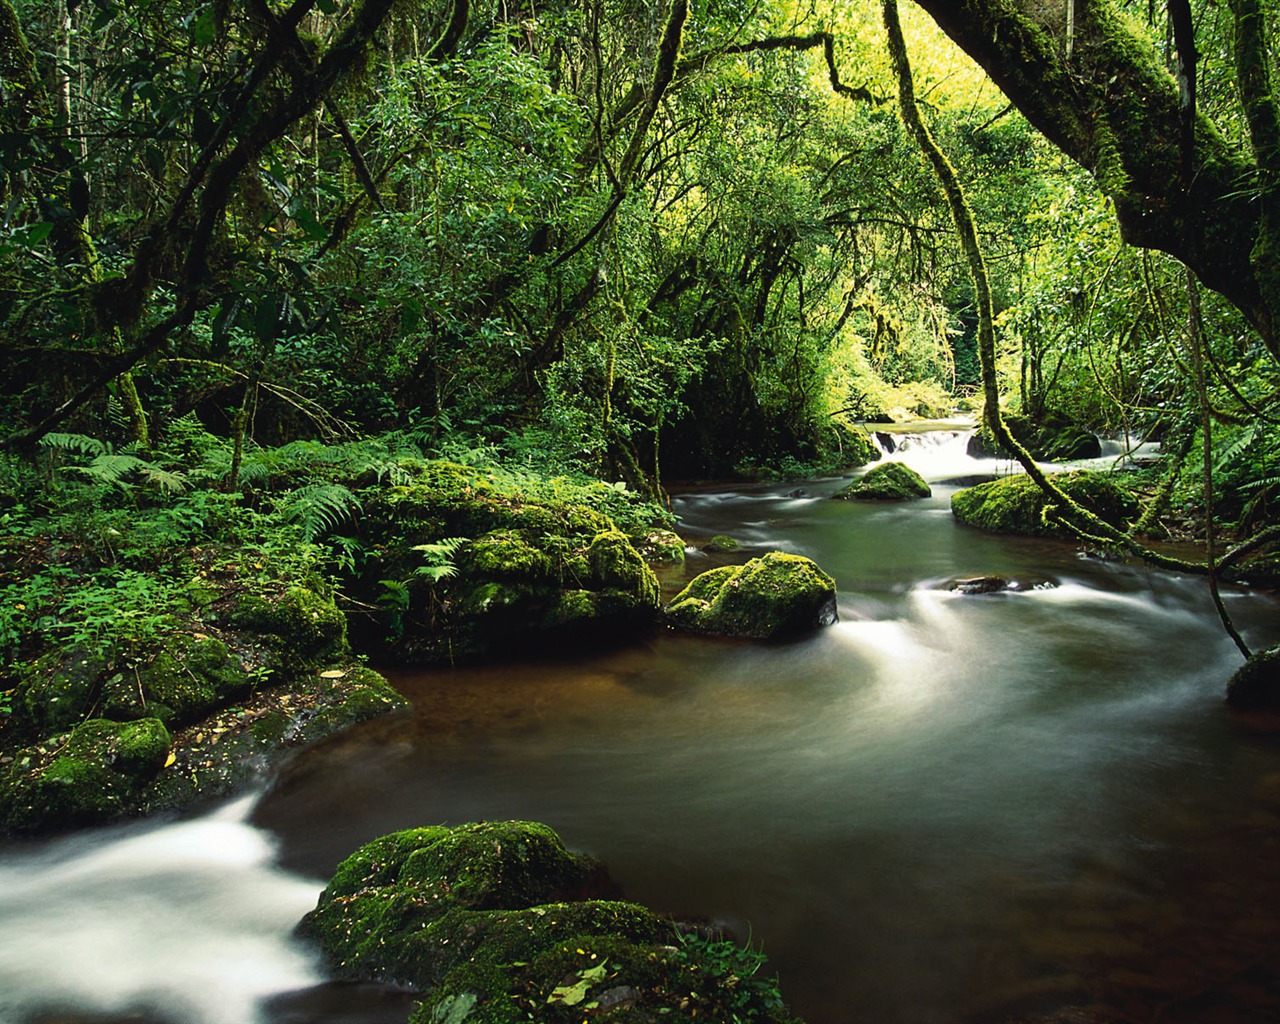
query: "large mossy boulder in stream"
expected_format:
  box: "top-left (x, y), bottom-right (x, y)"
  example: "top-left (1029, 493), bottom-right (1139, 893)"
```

top-left (834, 461), bottom-right (931, 501)
top-left (950, 471), bottom-right (1139, 538)
top-left (665, 551), bottom-right (838, 639)
top-left (299, 820), bottom-right (802, 1024)
top-left (967, 411), bottom-right (1102, 461)
top-left (349, 462), bottom-right (668, 663)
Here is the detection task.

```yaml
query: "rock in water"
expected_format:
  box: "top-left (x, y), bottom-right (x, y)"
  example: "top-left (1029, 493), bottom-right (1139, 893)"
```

top-left (665, 551), bottom-right (838, 639)
top-left (1226, 646), bottom-right (1280, 712)
top-left (834, 462), bottom-right (931, 501)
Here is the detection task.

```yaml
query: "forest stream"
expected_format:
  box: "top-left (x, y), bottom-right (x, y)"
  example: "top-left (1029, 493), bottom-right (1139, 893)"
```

top-left (4, 428), bottom-right (1280, 1024)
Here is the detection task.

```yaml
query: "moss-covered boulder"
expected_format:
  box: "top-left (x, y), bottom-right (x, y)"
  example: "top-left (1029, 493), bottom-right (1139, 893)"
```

top-left (702, 534), bottom-right (741, 553)
top-left (1226, 646), bottom-right (1280, 712)
top-left (665, 551), bottom-right (838, 639)
top-left (0, 717), bottom-right (171, 832)
top-left (16, 644), bottom-right (110, 736)
top-left (950, 471), bottom-right (1139, 538)
top-left (835, 462), bottom-right (932, 501)
top-left (137, 663), bottom-right (408, 818)
top-left (101, 636), bottom-right (254, 726)
top-left (222, 585), bottom-right (347, 673)
top-left (351, 467), bottom-right (669, 663)
top-left (967, 411), bottom-right (1102, 461)
top-left (633, 528), bottom-right (686, 564)
top-left (299, 820), bottom-right (803, 1024)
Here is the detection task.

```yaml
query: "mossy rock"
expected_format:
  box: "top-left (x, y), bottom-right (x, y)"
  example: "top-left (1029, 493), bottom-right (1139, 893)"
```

top-left (967, 411), bottom-right (1102, 461)
top-left (101, 636), bottom-right (253, 727)
top-left (137, 663), bottom-right (408, 818)
top-left (300, 820), bottom-right (619, 985)
top-left (702, 534), bottom-right (741, 553)
top-left (300, 820), bottom-right (803, 1024)
top-left (835, 462), bottom-right (932, 501)
top-left (16, 644), bottom-right (110, 736)
top-left (0, 717), bottom-right (171, 833)
top-left (223, 585), bottom-right (347, 673)
top-left (584, 528), bottom-right (660, 607)
top-left (634, 529), bottom-right (686, 564)
top-left (1226, 646), bottom-right (1280, 712)
top-left (950, 471), bottom-right (1139, 538)
top-left (463, 529), bottom-right (554, 583)
top-left (665, 551), bottom-right (838, 639)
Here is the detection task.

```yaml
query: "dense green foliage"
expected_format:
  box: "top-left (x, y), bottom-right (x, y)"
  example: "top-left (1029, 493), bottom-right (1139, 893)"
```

top-left (1, 0), bottom-right (1277, 802)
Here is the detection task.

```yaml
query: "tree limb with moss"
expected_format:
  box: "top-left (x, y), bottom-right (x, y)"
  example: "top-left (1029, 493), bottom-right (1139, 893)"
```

top-left (882, 0), bottom-right (1225, 580)
top-left (906, 0), bottom-right (1279, 355)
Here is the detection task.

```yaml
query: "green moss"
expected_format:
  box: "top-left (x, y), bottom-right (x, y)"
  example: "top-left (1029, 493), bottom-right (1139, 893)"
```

top-left (703, 534), bottom-right (741, 553)
top-left (634, 529), bottom-right (686, 564)
top-left (666, 551), bottom-right (838, 639)
top-left (17, 644), bottom-right (110, 736)
top-left (293, 666), bottom-right (408, 744)
top-left (465, 529), bottom-right (554, 582)
top-left (225, 585), bottom-right (347, 673)
top-left (0, 717), bottom-right (171, 833)
top-left (99, 636), bottom-right (253, 727)
top-left (302, 820), bottom-right (802, 1024)
top-left (585, 529), bottom-right (660, 608)
top-left (1226, 646), bottom-right (1280, 712)
top-left (835, 462), bottom-right (931, 501)
top-left (113, 718), bottom-right (172, 775)
top-left (951, 471), bottom-right (1138, 537)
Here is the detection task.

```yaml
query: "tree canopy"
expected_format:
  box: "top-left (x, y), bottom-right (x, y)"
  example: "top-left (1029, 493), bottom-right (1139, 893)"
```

top-left (0, 0), bottom-right (1275, 537)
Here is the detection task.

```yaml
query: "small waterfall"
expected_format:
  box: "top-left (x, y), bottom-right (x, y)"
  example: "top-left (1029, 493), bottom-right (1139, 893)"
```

top-left (871, 426), bottom-right (1004, 485)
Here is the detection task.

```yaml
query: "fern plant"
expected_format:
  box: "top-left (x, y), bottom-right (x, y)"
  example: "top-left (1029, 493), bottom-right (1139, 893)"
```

top-left (410, 537), bottom-right (468, 582)
top-left (39, 434), bottom-right (189, 495)
top-left (273, 483), bottom-right (362, 542)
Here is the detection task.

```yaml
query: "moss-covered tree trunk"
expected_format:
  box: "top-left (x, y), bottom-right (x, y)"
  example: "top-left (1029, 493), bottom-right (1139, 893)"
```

top-left (907, 0), bottom-right (1279, 355)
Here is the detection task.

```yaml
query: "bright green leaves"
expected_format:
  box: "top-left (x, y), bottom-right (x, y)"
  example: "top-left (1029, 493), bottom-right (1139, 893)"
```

top-left (546, 957), bottom-right (610, 1007)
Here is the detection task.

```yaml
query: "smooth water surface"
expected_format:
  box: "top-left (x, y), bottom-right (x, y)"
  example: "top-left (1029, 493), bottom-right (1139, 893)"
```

top-left (4, 431), bottom-right (1279, 1023)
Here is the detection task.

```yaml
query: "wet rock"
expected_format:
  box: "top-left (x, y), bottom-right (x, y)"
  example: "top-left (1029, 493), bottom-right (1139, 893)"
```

top-left (834, 462), bottom-right (931, 501)
top-left (946, 575), bottom-right (1058, 595)
top-left (874, 431), bottom-right (897, 454)
top-left (349, 465), bottom-right (668, 663)
top-left (635, 528), bottom-right (686, 564)
top-left (951, 471), bottom-right (1138, 538)
top-left (0, 718), bottom-right (171, 832)
top-left (299, 820), bottom-right (803, 1024)
top-left (665, 551), bottom-right (838, 639)
top-left (1225, 645), bottom-right (1280, 713)
top-left (702, 534), bottom-right (741, 553)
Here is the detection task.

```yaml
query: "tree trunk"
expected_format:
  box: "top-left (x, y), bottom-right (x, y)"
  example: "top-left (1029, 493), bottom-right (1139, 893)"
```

top-left (908, 0), bottom-right (1279, 354)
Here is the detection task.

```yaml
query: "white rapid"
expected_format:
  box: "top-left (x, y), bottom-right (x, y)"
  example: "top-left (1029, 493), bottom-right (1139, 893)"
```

top-left (0, 794), bottom-right (323, 1024)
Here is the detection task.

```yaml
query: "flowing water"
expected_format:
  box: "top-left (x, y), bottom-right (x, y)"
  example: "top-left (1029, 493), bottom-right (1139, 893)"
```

top-left (4, 428), bottom-right (1280, 1024)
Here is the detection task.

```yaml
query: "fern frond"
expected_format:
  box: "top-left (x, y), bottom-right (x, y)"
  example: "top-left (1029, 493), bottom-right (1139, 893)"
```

top-left (40, 433), bottom-right (109, 457)
top-left (410, 537), bottom-right (469, 559)
top-left (135, 463), bottom-right (189, 494)
top-left (277, 483), bottom-right (362, 541)
top-left (1241, 473), bottom-right (1280, 494)
top-left (1214, 423), bottom-right (1259, 474)
top-left (414, 563), bottom-right (458, 582)
top-left (68, 453), bottom-right (147, 488)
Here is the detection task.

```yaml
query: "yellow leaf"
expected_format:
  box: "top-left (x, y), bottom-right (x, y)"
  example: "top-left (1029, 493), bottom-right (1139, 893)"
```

top-left (164, 751), bottom-right (176, 768)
